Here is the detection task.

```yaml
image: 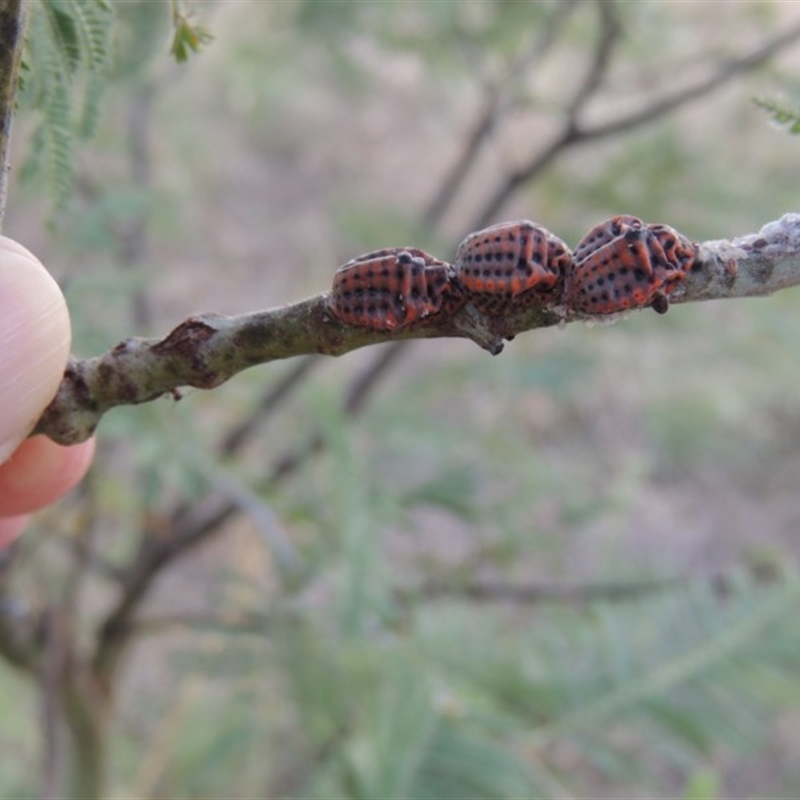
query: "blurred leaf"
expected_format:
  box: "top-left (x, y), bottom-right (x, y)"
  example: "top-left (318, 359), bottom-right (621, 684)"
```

top-left (753, 96), bottom-right (800, 135)
top-left (412, 722), bottom-right (544, 800)
top-left (111, 0), bottom-right (171, 79)
top-left (642, 699), bottom-right (713, 753)
top-left (414, 571), bottom-right (800, 791)
top-left (170, 17), bottom-right (213, 64)
top-left (402, 466), bottom-right (480, 519)
top-left (341, 657), bottom-right (438, 800)
top-left (510, 348), bottom-right (593, 399)
top-left (684, 769), bottom-right (720, 800)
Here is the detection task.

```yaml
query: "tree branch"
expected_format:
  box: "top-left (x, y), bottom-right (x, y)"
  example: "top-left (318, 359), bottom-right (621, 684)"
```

top-left (120, 609), bottom-right (271, 638)
top-left (562, 0), bottom-right (620, 121)
top-left (32, 213), bottom-right (800, 446)
top-left (0, 0), bottom-right (26, 232)
top-left (424, 0), bottom-right (580, 228)
top-left (580, 18), bottom-right (800, 142)
top-left (40, 609), bottom-right (68, 800)
top-left (472, 18), bottom-right (800, 228)
top-left (400, 576), bottom-right (681, 606)
top-left (398, 561), bottom-right (783, 607)
top-left (467, 0), bottom-right (622, 231)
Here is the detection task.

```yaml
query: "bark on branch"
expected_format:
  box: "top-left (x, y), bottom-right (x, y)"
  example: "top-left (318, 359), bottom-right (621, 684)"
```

top-left (0, 0), bottom-right (26, 232)
top-left (33, 213), bottom-right (800, 446)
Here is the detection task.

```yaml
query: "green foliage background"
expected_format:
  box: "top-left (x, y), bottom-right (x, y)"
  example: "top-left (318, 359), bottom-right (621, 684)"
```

top-left (4, 1), bottom-right (800, 797)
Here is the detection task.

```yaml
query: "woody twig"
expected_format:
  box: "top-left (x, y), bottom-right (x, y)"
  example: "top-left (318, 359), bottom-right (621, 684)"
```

top-left (32, 213), bottom-right (800, 446)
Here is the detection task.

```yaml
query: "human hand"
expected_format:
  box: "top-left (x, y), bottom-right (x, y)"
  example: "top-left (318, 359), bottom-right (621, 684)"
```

top-left (0, 236), bottom-right (95, 549)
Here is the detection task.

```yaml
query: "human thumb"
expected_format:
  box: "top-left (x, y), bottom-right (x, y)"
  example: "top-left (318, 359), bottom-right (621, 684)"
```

top-left (0, 236), bottom-right (71, 463)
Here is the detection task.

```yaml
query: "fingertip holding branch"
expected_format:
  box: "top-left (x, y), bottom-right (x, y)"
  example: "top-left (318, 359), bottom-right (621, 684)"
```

top-left (32, 214), bottom-right (800, 446)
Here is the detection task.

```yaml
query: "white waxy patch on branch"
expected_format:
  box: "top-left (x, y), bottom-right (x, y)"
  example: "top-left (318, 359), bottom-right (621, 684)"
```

top-left (753, 212), bottom-right (800, 250)
top-left (679, 213), bottom-right (800, 304)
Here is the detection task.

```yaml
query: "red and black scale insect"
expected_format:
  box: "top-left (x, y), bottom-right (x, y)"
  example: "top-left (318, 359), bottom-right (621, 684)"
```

top-left (329, 247), bottom-right (463, 330)
top-left (564, 215), bottom-right (697, 315)
top-left (453, 220), bottom-right (573, 314)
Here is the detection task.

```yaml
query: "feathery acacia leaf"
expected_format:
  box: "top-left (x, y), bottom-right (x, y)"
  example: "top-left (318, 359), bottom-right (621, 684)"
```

top-left (18, 0), bottom-right (114, 211)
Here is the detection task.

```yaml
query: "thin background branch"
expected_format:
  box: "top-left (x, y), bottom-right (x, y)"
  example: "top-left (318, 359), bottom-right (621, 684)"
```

top-left (425, 0), bottom-right (580, 229)
top-left (0, 0), bottom-right (26, 233)
top-left (471, 14), bottom-right (800, 230)
top-left (40, 609), bottom-right (67, 800)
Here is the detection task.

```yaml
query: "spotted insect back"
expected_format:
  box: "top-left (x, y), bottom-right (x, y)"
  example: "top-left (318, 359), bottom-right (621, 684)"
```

top-left (565, 217), bottom-right (697, 315)
top-left (330, 247), bottom-right (462, 331)
top-left (571, 215), bottom-right (644, 264)
top-left (454, 220), bottom-right (572, 315)
top-left (647, 223), bottom-right (698, 284)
